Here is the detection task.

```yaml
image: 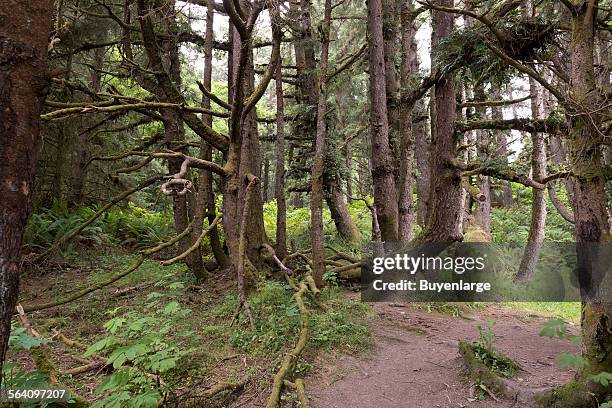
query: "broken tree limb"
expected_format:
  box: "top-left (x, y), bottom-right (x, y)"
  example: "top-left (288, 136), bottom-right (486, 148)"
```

top-left (23, 224), bottom-right (194, 312)
top-left (235, 174), bottom-right (259, 330)
top-left (260, 243), bottom-right (294, 277)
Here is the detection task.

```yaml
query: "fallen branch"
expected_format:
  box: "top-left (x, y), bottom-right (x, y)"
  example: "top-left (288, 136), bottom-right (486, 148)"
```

top-left (24, 225), bottom-right (194, 312)
top-left (15, 306), bottom-right (90, 407)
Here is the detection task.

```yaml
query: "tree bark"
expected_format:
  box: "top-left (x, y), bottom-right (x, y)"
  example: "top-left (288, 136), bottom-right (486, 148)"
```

top-left (515, 77), bottom-right (547, 283)
top-left (569, 0), bottom-right (612, 389)
top-left (0, 0), bottom-right (53, 383)
top-left (397, 0), bottom-right (418, 241)
top-left (274, 61), bottom-right (288, 259)
top-left (422, 0), bottom-right (463, 242)
top-left (415, 98), bottom-right (431, 227)
top-left (311, 0), bottom-right (332, 286)
top-left (195, 0), bottom-right (229, 270)
top-left (367, 0), bottom-right (400, 242)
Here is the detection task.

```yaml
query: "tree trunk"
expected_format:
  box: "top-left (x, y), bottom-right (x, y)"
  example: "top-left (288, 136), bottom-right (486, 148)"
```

top-left (415, 98), bottom-right (430, 227)
top-left (195, 0), bottom-right (229, 271)
top-left (569, 0), bottom-right (612, 391)
top-left (324, 176), bottom-right (360, 243)
top-left (397, 0), bottom-right (418, 241)
top-left (311, 0), bottom-right (332, 286)
top-left (162, 2), bottom-right (206, 280)
top-left (0, 0), bottom-right (53, 383)
top-left (422, 0), bottom-right (463, 242)
top-left (274, 61), bottom-right (288, 259)
top-left (472, 85), bottom-right (491, 235)
top-left (515, 78), bottom-right (547, 283)
top-left (367, 0), bottom-right (400, 242)
top-left (492, 88), bottom-right (513, 207)
top-left (515, 0), bottom-right (547, 283)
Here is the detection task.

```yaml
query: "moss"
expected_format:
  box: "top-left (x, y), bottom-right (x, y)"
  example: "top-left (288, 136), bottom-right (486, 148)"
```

top-left (458, 340), bottom-right (507, 397)
top-left (534, 380), bottom-right (597, 408)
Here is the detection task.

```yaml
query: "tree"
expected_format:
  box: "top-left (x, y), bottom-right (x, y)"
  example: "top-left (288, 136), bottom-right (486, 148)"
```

top-left (367, 0), bottom-right (400, 242)
top-left (421, 0), bottom-right (463, 243)
top-left (0, 0), bottom-right (54, 382)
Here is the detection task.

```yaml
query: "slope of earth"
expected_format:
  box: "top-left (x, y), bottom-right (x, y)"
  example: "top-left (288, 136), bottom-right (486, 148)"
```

top-left (306, 302), bottom-right (578, 408)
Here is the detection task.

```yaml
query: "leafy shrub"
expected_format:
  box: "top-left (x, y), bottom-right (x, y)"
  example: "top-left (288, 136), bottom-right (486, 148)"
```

top-left (26, 200), bottom-right (106, 253)
top-left (86, 294), bottom-right (195, 408)
top-left (26, 201), bottom-right (173, 254)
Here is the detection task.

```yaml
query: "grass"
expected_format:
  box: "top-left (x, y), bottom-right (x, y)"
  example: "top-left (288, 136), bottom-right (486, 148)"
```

top-left (502, 302), bottom-right (581, 322)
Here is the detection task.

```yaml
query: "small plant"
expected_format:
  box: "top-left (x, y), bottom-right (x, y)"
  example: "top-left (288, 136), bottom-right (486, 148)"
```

top-left (2, 326), bottom-right (58, 408)
top-left (469, 320), bottom-right (517, 378)
top-left (476, 320), bottom-right (496, 352)
top-left (85, 296), bottom-right (195, 408)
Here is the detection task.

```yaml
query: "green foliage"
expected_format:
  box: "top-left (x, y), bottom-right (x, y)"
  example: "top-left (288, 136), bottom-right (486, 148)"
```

top-left (470, 320), bottom-right (518, 378)
top-left (26, 200), bottom-right (107, 253)
top-left (26, 202), bottom-right (173, 254)
top-left (490, 202), bottom-right (574, 243)
top-left (86, 296), bottom-right (195, 408)
top-left (102, 203), bottom-right (173, 250)
top-left (225, 282), bottom-right (371, 355)
top-left (2, 326), bottom-right (55, 408)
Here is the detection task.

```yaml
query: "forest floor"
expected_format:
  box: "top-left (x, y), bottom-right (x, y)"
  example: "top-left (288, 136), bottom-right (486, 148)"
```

top-left (12, 248), bottom-right (579, 408)
top-left (305, 300), bottom-right (579, 408)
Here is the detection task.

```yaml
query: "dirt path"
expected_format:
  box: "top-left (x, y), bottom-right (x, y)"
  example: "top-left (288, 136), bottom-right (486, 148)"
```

top-left (306, 302), bottom-right (578, 408)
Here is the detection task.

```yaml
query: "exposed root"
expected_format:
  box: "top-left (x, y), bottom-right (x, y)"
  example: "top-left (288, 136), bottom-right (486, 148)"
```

top-left (201, 377), bottom-right (249, 398)
top-left (284, 378), bottom-right (309, 407)
top-left (266, 275), bottom-right (317, 408)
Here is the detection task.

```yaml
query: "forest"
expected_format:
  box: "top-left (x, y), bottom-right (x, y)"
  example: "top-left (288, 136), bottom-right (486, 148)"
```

top-left (0, 0), bottom-right (610, 406)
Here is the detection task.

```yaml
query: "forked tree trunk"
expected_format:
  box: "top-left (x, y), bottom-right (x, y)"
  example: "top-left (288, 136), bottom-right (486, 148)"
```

top-left (422, 0), bottom-right (463, 242)
top-left (367, 0), bottom-right (400, 241)
top-left (0, 0), bottom-right (53, 383)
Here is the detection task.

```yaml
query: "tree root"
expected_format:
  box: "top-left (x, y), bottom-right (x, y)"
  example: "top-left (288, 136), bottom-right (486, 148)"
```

top-left (201, 377), bottom-right (249, 398)
top-left (284, 378), bottom-right (309, 407)
top-left (266, 278), bottom-right (313, 408)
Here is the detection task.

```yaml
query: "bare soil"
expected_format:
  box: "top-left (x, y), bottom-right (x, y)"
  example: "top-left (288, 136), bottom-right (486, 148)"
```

top-left (306, 301), bottom-right (578, 408)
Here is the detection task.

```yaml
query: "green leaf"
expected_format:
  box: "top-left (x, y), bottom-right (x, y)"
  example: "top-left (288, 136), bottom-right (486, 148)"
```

top-left (84, 336), bottom-right (115, 357)
top-left (540, 319), bottom-right (566, 338)
top-left (557, 352), bottom-right (588, 369)
top-left (162, 301), bottom-right (180, 315)
top-left (588, 372), bottom-right (612, 387)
